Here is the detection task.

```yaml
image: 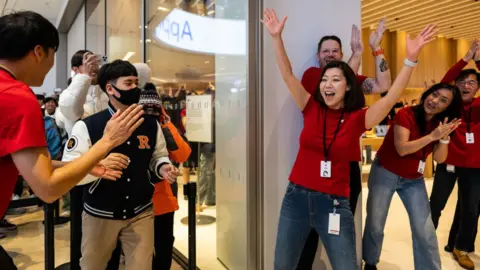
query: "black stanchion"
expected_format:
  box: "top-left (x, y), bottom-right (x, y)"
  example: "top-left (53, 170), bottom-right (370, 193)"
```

top-left (184, 182), bottom-right (197, 270)
top-left (44, 203), bottom-right (55, 270)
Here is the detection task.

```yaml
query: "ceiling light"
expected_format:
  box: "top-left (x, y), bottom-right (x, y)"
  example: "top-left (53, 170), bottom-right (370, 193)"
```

top-left (204, 61), bottom-right (210, 64)
top-left (208, 10), bottom-right (215, 15)
top-left (122, 52), bottom-right (136, 61)
top-left (158, 6), bottom-right (170, 12)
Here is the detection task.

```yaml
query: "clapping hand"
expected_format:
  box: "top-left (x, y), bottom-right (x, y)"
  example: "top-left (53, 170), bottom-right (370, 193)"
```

top-left (260, 8), bottom-right (287, 38)
top-left (369, 18), bottom-right (386, 51)
top-left (351, 24), bottom-right (364, 56)
top-left (430, 118), bottom-right (462, 141)
top-left (103, 104), bottom-right (144, 148)
top-left (464, 39), bottom-right (479, 62)
top-left (406, 24), bottom-right (437, 62)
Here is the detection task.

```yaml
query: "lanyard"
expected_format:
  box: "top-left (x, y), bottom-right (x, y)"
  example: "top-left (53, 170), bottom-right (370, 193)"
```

top-left (465, 105), bottom-right (473, 133)
top-left (320, 107), bottom-right (345, 160)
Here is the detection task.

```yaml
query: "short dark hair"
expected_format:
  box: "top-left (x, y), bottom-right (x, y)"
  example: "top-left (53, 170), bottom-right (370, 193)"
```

top-left (97, 60), bottom-right (138, 92)
top-left (0, 11), bottom-right (59, 60)
top-left (35, 94), bottom-right (45, 101)
top-left (317, 35), bottom-right (342, 53)
top-left (455, 69), bottom-right (480, 84)
top-left (71, 50), bottom-right (92, 68)
top-left (413, 83), bottom-right (462, 134)
top-left (314, 61), bottom-right (365, 112)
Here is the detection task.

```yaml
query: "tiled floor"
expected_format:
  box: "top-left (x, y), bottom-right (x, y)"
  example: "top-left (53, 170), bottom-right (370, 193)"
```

top-left (0, 207), bottom-right (182, 270)
top-left (1, 178), bottom-right (479, 269)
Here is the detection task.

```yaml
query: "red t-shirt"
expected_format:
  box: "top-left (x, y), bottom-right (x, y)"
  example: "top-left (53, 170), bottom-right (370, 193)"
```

top-left (0, 69), bottom-right (46, 217)
top-left (289, 97), bottom-right (367, 197)
top-left (376, 107), bottom-right (437, 179)
top-left (462, 97), bottom-right (480, 168)
top-left (301, 67), bottom-right (368, 96)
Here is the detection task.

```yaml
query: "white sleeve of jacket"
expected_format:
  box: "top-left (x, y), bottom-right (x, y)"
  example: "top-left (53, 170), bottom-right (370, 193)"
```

top-left (59, 74), bottom-right (92, 122)
top-left (93, 86), bottom-right (109, 113)
top-left (61, 120), bottom-right (99, 186)
top-left (150, 122), bottom-right (171, 178)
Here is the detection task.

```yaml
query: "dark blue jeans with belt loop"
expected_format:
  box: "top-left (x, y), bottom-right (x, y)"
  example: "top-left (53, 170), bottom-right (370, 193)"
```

top-left (274, 182), bottom-right (357, 270)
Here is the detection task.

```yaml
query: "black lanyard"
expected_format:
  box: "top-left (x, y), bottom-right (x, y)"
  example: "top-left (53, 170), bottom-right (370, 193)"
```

top-left (465, 105), bottom-right (473, 133)
top-left (320, 107), bottom-right (345, 161)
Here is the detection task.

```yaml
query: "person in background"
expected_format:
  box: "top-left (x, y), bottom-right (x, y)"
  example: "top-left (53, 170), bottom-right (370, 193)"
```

top-left (298, 17), bottom-right (392, 270)
top-left (138, 88), bottom-right (180, 270)
top-left (0, 11), bottom-right (143, 269)
top-left (44, 96), bottom-right (67, 145)
top-left (36, 94), bottom-right (45, 107)
top-left (63, 60), bottom-right (177, 270)
top-left (362, 83), bottom-right (462, 270)
top-left (429, 39), bottom-right (480, 269)
top-left (261, 8), bottom-right (436, 269)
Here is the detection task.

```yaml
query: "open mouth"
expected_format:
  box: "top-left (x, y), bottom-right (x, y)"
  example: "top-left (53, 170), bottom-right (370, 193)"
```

top-left (462, 90), bottom-right (471, 95)
top-left (426, 101), bottom-right (436, 111)
top-left (323, 91), bottom-right (336, 100)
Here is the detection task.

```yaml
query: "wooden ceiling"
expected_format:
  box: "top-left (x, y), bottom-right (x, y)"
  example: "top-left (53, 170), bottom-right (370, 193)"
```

top-left (362, 0), bottom-right (480, 41)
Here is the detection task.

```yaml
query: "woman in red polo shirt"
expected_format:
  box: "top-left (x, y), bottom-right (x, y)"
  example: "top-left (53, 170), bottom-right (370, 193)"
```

top-left (261, 8), bottom-right (437, 269)
top-left (362, 83), bottom-right (462, 270)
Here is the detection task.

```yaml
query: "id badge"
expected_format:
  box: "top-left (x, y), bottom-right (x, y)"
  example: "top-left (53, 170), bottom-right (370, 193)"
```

top-left (321, 161), bottom-right (332, 178)
top-left (328, 213), bottom-right (340, 235)
top-left (466, 133), bottom-right (475, 144)
top-left (418, 160), bottom-right (426, 174)
top-left (446, 164), bottom-right (455, 173)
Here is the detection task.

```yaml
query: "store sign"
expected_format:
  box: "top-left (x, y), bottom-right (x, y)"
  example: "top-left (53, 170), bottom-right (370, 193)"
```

top-left (154, 8), bottom-right (246, 55)
top-left (186, 95), bottom-right (213, 143)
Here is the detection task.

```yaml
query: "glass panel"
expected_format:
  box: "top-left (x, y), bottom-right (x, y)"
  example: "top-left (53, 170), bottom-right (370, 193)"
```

top-left (86, 0), bottom-right (106, 54)
top-left (106, 0), bottom-right (143, 64)
top-left (146, 0), bottom-right (249, 268)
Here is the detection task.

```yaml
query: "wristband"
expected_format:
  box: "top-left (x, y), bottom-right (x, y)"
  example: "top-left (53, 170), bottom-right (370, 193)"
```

top-left (404, 58), bottom-right (418, 67)
top-left (439, 137), bottom-right (450, 144)
top-left (372, 49), bottom-right (384, 56)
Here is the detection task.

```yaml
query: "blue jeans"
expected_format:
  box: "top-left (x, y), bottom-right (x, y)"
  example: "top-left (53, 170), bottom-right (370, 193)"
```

top-left (274, 182), bottom-right (357, 270)
top-left (362, 160), bottom-right (441, 270)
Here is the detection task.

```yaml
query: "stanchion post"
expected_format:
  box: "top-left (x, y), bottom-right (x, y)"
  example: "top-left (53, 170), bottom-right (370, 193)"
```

top-left (44, 203), bottom-right (55, 270)
top-left (184, 182), bottom-right (197, 270)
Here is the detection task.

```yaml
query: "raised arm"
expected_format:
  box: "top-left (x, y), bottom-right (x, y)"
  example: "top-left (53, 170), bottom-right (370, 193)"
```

top-left (347, 24), bottom-right (363, 74)
top-left (441, 40), bottom-right (478, 83)
top-left (360, 18), bottom-right (392, 95)
top-left (261, 8), bottom-right (310, 110)
top-left (365, 24), bottom-right (437, 129)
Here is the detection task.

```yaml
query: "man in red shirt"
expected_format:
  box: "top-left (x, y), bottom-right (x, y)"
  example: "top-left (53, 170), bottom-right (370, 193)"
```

top-left (297, 20), bottom-right (393, 269)
top-left (0, 11), bottom-right (143, 269)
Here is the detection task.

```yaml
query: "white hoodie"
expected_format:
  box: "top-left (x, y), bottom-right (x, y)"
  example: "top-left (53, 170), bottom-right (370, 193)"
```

top-left (58, 74), bottom-right (109, 136)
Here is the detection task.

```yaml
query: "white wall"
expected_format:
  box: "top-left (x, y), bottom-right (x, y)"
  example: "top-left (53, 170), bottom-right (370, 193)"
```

top-left (262, 0), bottom-right (361, 269)
top-left (67, 5), bottom-right (85, 79)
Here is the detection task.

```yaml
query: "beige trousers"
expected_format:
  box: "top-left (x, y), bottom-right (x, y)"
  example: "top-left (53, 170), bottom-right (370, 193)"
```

top-left (80, 208), bottom-right (154, 270)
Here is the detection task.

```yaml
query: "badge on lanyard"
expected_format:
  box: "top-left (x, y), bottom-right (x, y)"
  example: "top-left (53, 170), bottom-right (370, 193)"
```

top-left (466, 133), bottom-right (475, 144)
top-left (328, 199), bottom-right (340, 235)
top-left (320, 108), bottom-right (344, 180)
top-left (446, 164), bottom-right (455, 173)
top-left (321, 161), bottom-right (332, 178)
top-left (418, 160), bottom-right (426, 174)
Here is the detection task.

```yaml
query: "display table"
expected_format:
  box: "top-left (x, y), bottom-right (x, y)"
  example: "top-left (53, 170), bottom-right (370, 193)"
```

top-left (361, 136), bottom-right (433, 178)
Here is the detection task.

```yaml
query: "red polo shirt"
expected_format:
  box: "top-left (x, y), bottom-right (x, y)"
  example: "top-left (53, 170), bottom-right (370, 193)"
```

top-left (0, 68), bottom-right (46, 217)
top-left (289, 97), bottom-right (367, 197)
top-left (376, 107), bottom-right (438, 179)
top-left (464, 97), bottom-right (480, 168)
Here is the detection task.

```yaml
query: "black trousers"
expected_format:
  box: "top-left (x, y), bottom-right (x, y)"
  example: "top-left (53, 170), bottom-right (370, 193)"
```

top-left (455, 167), bottom-right (480, 251)
top-left (70, 185), bottom-right (121, 270)
top-left (153, 212), bottom-right (175, 270)
top-left (296, 162), bottom-right (362, 269)
top-left (430, 163), bottom-right (457, 229)
top-left (0, 245), bottom-right (16, 270)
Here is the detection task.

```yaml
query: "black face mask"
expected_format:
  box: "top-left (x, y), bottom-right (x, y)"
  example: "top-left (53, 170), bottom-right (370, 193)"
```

top-left (110, 84), bottom-right (141, 105)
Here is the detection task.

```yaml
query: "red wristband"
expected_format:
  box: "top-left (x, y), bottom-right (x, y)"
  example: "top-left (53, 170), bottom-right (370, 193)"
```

top-left (372, 49), bottom-right (384, 56)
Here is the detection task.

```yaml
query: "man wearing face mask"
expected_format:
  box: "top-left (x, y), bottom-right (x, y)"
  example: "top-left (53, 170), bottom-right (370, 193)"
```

top-left (62, 60), bottom-right (178, 270)
top-left (59, 50), bottom-right (109, 136)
